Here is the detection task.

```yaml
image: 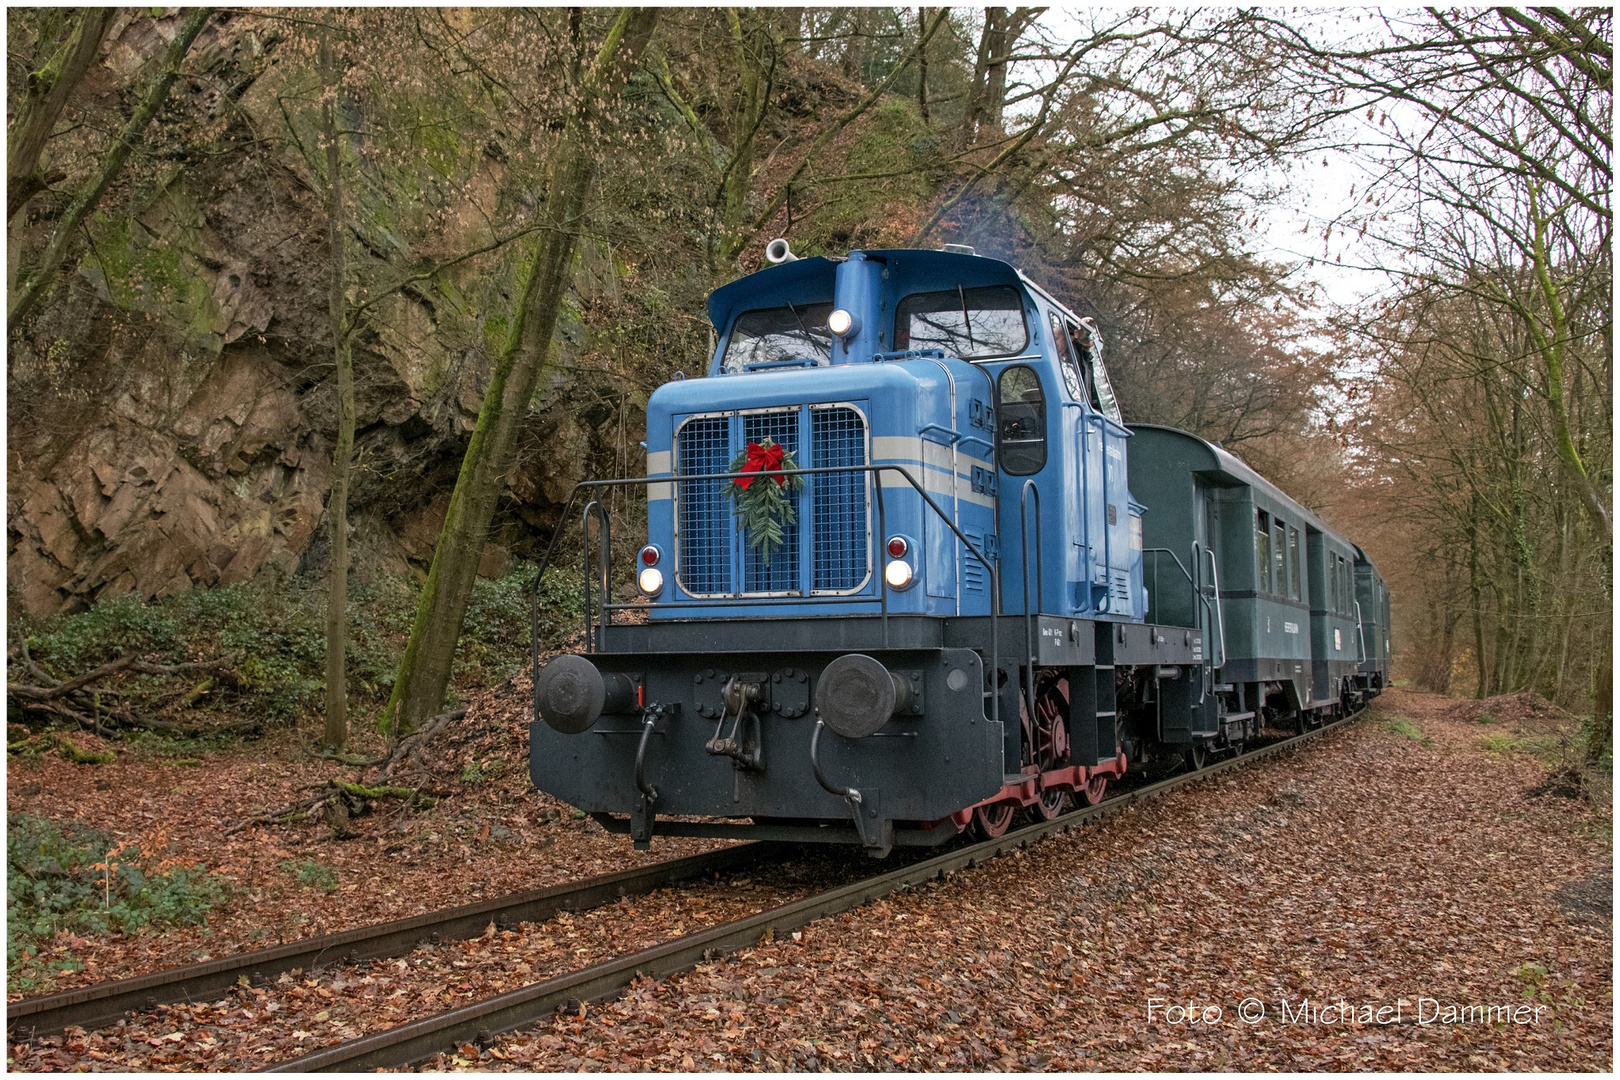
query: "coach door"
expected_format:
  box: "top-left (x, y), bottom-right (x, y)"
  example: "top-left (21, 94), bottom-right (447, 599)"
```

top-left (1197, 487), bottom-right (1225, 671)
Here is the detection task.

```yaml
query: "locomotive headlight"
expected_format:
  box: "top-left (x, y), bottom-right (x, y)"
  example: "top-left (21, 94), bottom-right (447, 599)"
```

top-left (827, 308), bottom-right (858, 338)
top-left (884, 559), bottom-right (914, 590)
top-left (637, 567), bottom-right (664, 596)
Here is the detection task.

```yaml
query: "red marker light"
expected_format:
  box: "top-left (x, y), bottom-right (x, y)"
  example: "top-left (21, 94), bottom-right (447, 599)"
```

top-left (640, 546), bottom-right (660, 566)
top-left (887, 537), bottom-right (908, 559)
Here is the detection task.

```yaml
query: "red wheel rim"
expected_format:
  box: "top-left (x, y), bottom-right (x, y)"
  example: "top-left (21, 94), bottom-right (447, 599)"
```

top-left (972, 802), bottom-right (1015, 839)
top-left (1076, 774), bottom-right (1108, 806)
top-left (1035, 788), bottom-right (1068, 820)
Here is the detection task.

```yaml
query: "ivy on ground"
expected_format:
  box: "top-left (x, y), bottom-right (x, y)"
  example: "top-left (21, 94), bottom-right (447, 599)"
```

top-left (7, 812), bottom-right (230, 993)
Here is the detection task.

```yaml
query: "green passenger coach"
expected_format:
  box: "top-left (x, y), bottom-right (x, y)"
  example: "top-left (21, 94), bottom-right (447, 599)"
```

top-left (1126, 424), bottom-right (1377, 735)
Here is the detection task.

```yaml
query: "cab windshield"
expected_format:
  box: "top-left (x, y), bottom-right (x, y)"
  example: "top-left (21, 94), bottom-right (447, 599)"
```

top-left (721, 303), bottom-right (834, 372)
top-left (894, 285), bottom-right (1027, 359)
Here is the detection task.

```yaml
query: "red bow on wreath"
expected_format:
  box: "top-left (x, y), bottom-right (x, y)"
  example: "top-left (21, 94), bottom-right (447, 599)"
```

top-left (733, 441), bottom-right (787, 490)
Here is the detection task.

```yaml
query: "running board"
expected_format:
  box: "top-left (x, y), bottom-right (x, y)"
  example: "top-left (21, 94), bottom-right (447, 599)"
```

top-left (589, 814), bottom-right (961, 848)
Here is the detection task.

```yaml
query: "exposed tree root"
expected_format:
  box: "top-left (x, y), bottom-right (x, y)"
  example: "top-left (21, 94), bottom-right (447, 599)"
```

top-left (7, 730), bottom-right (116, 764)
top-left (223, 707), bottom-right (465, 836)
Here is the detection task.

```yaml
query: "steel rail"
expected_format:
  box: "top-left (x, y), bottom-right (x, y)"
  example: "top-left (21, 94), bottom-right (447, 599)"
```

top-left (6, 843), bottom-right (769, 1040)
top-left (267, 712), bottom-right (1362, 1072)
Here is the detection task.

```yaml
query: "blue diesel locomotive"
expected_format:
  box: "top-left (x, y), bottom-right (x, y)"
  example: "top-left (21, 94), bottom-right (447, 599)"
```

top-left (529, 243), bottom-right (1388, 856)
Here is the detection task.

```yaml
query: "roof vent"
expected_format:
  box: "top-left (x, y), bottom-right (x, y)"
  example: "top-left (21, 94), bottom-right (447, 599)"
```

top-left (940, 243), bottom-right (977, 256)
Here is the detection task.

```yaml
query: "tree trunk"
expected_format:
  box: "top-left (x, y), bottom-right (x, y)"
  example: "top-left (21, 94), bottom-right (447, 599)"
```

top-left (384, 8), bottom-right (660, 735)
top-left (1468, 492), bottom-right (1487, 699)
top-left (1526, 180), bottom-right (1610, 535)
top-left (7, 8), bottom-right (116, 221)
top-left (1587, 640), bottom-right (1612, 768)
top-left (320, 27), bottom-right (353, 752)
top-left (714, 8), bottom-right (774, 276)
top-left (964, 8), bottom-right (1002, 143)
top-left (915, 8), bottom-right (930, 125)
top-left (982, 9), bottom-right (1011, 129)
top-left (8, 7), bottom-right (213, 334)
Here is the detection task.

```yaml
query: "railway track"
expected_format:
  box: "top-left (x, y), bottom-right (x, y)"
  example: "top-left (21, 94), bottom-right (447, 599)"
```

top-left (5, 843), bottom-right (766, 1041)
top-left (266, 714), bottom-right (1359, 1072)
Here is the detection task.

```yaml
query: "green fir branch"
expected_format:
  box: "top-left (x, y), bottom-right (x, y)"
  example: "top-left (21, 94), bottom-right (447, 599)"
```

top-left (723, 439), bottom-right (804, 566)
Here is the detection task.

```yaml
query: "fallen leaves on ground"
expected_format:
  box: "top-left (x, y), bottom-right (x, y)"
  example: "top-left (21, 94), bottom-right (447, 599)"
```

top-left (6, 670), bottom-right (730, 998)
top-left (9, 689), bottom-right (1611, 1072)
top-left (431, 689), bottom-right (1612, 1072)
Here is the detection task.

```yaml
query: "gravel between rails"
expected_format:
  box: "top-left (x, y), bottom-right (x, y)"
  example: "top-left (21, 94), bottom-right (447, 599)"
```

top-left (418, 692), bottom-right (1611, 1072)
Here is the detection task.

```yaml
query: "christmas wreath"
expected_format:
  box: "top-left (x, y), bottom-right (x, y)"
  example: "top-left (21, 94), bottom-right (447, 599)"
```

top-left (724, 438), bottom-right (804, 564)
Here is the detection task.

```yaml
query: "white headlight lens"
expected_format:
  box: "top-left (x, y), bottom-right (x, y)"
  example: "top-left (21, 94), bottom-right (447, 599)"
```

top-left (828, 308), bottom-right (855, 336)
top-left (637, 567), bottom-right (664, 595)
top-left (884, 560), bottom-right (914, 589)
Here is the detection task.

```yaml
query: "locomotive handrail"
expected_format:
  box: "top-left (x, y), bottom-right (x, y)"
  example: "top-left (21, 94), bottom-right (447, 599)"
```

top-left (581, 501), bottom-right (610, 652)
top-left (1019, 479), bottom-right (1042, 729)
top-left (1354, 600), bottom-right (1367, 662)
top-left (1091, 412), bottom-right (1113, 612)
top-left (526, 463), bottom-right (1003, 725)
top-left (1065, 402), bottom-right (1093, 609)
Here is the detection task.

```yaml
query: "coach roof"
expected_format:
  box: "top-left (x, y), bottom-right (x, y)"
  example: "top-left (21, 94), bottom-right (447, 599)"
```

top-left (1129, 423), bottom-right (1353, 550)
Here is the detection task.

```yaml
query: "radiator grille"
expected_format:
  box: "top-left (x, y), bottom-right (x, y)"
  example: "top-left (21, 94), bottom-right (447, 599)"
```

top-left (810, 406), bottom-right (868, 591)
top-left (675, 416), bottom-right (731, 595)
top-left (674, 405), bottom-right (869, 597)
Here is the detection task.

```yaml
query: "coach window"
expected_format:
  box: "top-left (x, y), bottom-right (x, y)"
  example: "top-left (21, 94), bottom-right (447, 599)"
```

top-left (1288, 527), bottom-right (1302, 599)
top-left (997, 365), bottom-right (1047, 475)
top-left (1256, 510), bottom-right (1272, 593)
top-left (1273, 520), bottom-right (1287, 598)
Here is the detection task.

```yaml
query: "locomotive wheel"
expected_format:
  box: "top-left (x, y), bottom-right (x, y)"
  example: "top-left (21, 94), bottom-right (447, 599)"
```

top-left (1034, 787), bottom-right (1068, 820)
top-left (1074, 773), bottom-right (1108, 806)
top-left (1185, 743), bottom-right (1208, 771)
top-left (971, 802), bottom-right (1016, 839)
top-left (1025, 673), bottom-right (1072, 773)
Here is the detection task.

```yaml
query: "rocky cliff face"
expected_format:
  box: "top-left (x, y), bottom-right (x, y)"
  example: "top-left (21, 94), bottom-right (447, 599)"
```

top-left (7, 13), bottom-right (633, 617)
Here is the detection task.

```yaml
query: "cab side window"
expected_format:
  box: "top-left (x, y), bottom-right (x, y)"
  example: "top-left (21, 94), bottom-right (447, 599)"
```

top-left (997, 365), bottom-right (1047, 475)
top-left (1069, 318), bottom-right (1122, 423)
top-left (1048, 311), bottom-right (1083, 402)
